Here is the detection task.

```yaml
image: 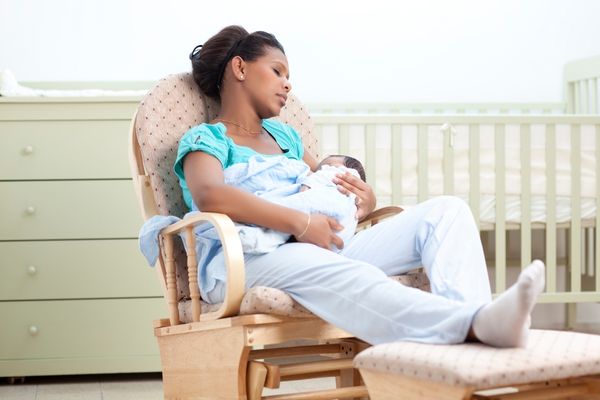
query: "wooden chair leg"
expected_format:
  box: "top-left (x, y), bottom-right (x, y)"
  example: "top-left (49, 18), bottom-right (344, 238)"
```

top-left (157, 326), bottom-right (250, 400)
top-left (247, 361), bottom-right (268, 400)
top-left (336, 340), bottom-right (365, 400)
top-left (338, 369), bottom-right (364, 400)
top-left (359, 369), bottom-right (474, 400)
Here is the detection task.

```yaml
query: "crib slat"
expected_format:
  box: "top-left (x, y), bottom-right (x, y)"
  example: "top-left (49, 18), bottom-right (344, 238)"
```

top-left (521, 124), bottom-right (532, 269)
top-left (469, 125), bottom-right (480, 229)
top-left (391, 124), bottom-right (403, 205)
top-left (571, 125), bottom-right (582, 292)
top-left (596, 124), bottom-right (600, 290)
top-left (443, 124), bottom-right (454, 195)
top-left (567, 83), bottom-right (575, 113)
top-left (495, 124), bottom-right (506, 292)
top-left (365, 124), bottom-right (376, 190)
top-left (418, 124), bottom-right (428, 202)
top-left (339, 124), bottom-right (350, 155)
top-left (546, 124), bottom-right (557, 292)
top-left (574, 81), bottom-right (581, 113)
top-left (591, 78), bottom-right (598, 114)
top-left (581, 80), bottom-right (590, 113)
top-left (587, 228), bottom-right (594, 277)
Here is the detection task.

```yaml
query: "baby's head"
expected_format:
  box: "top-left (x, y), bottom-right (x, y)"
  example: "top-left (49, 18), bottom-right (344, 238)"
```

top-left (318, 155), bottom-right (366, 182)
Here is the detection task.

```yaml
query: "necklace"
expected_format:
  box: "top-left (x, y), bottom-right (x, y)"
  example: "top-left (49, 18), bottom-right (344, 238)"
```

top-left (214, 118), bottom-right (263, 136)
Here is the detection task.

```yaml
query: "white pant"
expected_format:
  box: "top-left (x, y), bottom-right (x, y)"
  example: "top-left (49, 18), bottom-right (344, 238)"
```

top-left (205, 196), bottom-right (492, 345)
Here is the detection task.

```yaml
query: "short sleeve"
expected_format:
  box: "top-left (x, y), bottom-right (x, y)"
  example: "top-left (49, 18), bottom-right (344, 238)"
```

top-left (174, 124), bottom-right (229, 181)
top-left (174, 124), bottom-right (230, 209)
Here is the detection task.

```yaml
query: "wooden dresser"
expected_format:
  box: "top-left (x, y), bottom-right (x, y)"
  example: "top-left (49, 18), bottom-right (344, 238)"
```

top-left (0, 84), bottom-right (166, 378)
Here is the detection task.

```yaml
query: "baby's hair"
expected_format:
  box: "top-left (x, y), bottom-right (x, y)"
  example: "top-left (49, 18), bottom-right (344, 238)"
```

top-left (324, 155), bottom-right (366, 182)
top-left (190, 25), bottom-right (285, 101)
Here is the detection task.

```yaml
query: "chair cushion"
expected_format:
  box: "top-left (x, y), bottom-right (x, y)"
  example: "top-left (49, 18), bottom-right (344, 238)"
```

top-left (178, 272), bottom-right (431, 323)
top-left (135, 72), bottom-right (320, 301)
top-left (354, 329), bottom-right (600, 389)
top-left (178, 286), bottom-right (312, 321)
top-left (135, 72), bottom-right (320, 219)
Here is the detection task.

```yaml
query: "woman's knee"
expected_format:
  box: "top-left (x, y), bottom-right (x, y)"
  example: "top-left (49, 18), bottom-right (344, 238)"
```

top-left (421, 196), bottom-right (475, 228)
top-left (428, 195), bottom-right (471, 214)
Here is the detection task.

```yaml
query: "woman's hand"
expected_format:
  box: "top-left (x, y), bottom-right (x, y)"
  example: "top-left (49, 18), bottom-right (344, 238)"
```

top-left (333, 171), bottom-right (377, 221)
top-left (294, 213), bottom-right (344, 250)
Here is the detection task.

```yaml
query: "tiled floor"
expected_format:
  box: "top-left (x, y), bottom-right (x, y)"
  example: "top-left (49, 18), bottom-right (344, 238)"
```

top-left (0, 373), bottom-right (336, 399)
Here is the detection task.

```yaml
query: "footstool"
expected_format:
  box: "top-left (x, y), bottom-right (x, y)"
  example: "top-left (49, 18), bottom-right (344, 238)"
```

top-left (354, 329), bottom-right (600, 399)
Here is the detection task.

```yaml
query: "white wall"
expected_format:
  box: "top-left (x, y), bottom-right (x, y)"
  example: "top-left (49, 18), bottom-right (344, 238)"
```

top-left (1, 0), bottom-right (600, 103)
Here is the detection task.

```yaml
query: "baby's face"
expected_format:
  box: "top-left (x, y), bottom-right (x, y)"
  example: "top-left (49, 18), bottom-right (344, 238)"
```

top-left (319, 156), bottom-right (345, 169)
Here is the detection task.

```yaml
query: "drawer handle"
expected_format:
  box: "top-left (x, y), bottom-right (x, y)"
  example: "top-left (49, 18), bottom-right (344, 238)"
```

top-left (27, 265), bottom-right (37, 276)
top-left (29, 326), bottom-right (39, 336)
top-left (22, 145), bottom-right (34, 155)
top-left (25, 206), bottom-right (36, 215)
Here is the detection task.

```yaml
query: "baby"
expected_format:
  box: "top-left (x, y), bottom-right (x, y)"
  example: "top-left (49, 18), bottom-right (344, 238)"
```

top-left (193, 154), bottom-right (366, 254)
top-left (300, 155), bottom-right (366, 193)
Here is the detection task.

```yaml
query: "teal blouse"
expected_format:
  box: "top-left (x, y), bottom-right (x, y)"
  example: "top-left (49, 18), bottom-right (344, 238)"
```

top-left (174, 119), bottom-right (305, 209)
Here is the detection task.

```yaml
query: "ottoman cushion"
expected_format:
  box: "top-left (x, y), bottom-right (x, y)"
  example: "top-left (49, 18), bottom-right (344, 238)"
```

top-left (354, 329), bottom-right (600, 389)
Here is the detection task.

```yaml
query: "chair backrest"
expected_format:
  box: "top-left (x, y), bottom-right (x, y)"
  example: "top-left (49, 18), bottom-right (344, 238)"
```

top-left (130, 72), bottom-right (320, 300)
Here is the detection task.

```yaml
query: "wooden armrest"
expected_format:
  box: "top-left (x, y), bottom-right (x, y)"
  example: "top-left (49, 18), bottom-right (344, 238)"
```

top-left (157, 204), bottom-right (402, 325)
top-left (159, 212), bottom-right (245, 324)
top-left (357, 206), bottom-right (404, 230)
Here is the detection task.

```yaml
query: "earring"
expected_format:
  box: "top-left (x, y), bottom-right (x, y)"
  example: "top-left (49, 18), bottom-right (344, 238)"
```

top-left (240, 75), bottom-right (244, 80)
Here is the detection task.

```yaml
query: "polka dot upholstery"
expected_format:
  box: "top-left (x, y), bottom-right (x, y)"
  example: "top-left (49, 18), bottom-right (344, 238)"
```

top-left (134, 72), bottom-right (320, 301)
top-left (178, 286), bottom-right (312, 322)
top-left (390, 270), bottom-right (431, 292)
top-left (354, 329), bottom-right (600, 390)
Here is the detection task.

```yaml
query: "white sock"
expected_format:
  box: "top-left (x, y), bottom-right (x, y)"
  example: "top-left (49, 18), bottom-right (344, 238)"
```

top-left (472, 260), bottom-right (545, 348)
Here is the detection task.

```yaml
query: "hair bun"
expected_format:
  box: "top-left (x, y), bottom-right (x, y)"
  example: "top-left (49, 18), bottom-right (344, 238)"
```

top-left (190, 25), bottom-right (284, 101)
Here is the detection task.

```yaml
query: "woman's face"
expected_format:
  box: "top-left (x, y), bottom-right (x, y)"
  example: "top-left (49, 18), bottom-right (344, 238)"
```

top-left (244, 46), bottom-right (292, 118)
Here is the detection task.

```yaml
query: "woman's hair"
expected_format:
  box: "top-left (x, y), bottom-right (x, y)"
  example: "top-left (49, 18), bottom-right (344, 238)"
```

top-left (190, 25), bottom-right (285, 100)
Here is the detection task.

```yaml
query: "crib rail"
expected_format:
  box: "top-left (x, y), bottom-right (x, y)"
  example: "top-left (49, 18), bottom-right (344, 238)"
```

top-left (312, 114), bottom-right (600, 303)
top-left (565, 54), bottom-right (600, 114)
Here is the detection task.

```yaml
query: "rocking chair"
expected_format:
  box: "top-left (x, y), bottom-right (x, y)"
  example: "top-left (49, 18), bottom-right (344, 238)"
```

top-left (128, 72), bottom-right (430, 399)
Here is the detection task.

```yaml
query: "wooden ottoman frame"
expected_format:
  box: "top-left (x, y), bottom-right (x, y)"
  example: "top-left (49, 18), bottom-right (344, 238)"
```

top-left (355, 329), bottom-right (600, 400)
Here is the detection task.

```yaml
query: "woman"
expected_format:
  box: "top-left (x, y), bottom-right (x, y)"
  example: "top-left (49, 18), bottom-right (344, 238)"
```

top-left (175, 25), bottom-right (545, 347)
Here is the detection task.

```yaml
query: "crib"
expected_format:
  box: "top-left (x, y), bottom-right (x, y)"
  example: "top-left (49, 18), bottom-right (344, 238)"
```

top-left (307, 54), bottom-right (600, 318)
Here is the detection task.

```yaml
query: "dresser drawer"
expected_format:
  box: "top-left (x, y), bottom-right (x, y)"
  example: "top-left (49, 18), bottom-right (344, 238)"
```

top-left (0, 180), bottom-right (143, 240)
top-left (0, 120), bottom-right (132, 180)
top-left (0, 298), bottom-right (166, 360)
top-left (0, 240), bottom-right (162, 300)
